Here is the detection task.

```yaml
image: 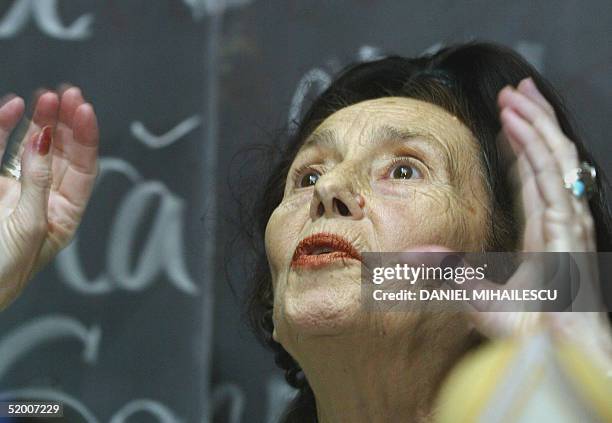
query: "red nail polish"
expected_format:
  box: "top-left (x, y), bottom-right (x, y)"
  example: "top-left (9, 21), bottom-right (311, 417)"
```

top-left (33, 126), bottom-right (52, 156)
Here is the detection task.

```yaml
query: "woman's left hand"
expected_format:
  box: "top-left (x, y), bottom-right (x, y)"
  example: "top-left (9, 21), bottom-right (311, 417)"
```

top-left (466, 77), bottom-right (612, 370)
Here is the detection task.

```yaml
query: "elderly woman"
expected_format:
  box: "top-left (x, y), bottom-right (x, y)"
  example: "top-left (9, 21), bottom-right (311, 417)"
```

top-left (246, 42), bottom-right (612, 421)
top-left (0, 42), bottom-right (611, 422)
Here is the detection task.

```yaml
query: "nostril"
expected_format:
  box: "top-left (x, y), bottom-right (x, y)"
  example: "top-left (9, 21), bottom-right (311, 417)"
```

top-left (317, 202), bottom-right (325, 217)
top-left (334, 198), bottom-right (351, 217)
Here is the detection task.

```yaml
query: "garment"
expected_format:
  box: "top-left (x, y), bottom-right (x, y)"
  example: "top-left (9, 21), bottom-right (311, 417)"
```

top-left (435, 332), bottom-right (612, 423)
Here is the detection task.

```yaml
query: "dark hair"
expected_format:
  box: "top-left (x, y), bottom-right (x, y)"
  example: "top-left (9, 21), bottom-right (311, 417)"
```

top-left (242, 41), bottom-right (612, 422)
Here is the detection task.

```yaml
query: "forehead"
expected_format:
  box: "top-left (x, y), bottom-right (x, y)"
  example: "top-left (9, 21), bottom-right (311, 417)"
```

top-left (306, 97), bottom-right (477, 152)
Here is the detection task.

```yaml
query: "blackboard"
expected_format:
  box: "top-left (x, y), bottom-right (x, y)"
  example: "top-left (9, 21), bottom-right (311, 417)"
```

top-left (0, 1), bottom-right (611, 422)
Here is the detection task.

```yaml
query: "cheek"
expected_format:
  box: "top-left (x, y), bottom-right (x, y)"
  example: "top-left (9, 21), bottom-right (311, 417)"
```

top-left (368, 185), bottom-right (486, 251)
top-left (264, 195), bottom-right (311, 281)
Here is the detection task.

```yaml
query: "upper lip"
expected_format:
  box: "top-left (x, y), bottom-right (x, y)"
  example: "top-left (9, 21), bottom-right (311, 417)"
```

top-left (292, 232), bottom-right (362, 262)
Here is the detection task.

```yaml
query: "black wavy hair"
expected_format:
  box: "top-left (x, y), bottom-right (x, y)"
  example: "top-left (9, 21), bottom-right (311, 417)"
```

top-left (241, 41), bottom-right (612, 422)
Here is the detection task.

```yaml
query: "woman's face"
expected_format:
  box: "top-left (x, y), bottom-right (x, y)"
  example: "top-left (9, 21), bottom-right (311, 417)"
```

top-left (265, 97), bottom-right (490, 348)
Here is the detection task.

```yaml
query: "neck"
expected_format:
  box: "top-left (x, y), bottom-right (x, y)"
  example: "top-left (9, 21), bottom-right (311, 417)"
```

top-left (291, 313), bottom-right (478, 423)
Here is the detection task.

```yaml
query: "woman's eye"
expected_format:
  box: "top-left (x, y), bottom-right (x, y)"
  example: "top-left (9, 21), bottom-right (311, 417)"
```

top-left (389, 162), bottom-right (422, 180)
top-left (298, 171), bottom-right (320, 187)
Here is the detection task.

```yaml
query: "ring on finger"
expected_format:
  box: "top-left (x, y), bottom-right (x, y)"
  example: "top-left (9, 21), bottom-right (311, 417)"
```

top-left (563, 161), bottom-right (596, 199)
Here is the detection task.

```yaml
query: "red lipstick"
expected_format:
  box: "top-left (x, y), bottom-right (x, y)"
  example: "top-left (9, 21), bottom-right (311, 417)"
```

top-left (291, 232), bottom-right (362, 269)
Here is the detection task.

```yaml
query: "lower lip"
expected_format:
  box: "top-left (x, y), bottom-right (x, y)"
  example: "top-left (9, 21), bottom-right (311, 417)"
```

top-left (291, 252), bottom-right (360, 269)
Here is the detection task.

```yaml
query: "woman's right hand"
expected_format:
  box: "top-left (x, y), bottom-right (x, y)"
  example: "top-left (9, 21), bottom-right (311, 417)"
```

top-left (0, 88), bottom-right (99, 311)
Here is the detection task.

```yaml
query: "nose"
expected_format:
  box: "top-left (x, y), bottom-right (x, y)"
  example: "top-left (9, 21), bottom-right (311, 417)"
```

top-left (309, 175), bottom-right (365, 221)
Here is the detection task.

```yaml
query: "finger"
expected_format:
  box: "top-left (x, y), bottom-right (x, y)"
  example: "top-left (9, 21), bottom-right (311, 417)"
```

top-left (517, 77), bottom-right (557, 120)
top-left (31, 91), bottom-right (60, 129)
top-left (56, 103), bottom-right (99, 209)
top-left (501, 83), bottom-right (596, 248)
top-left (0, 93), bottom-right (17, 107)
top-left (53, 87), bottom-right (85, 186)
top-left (502, 110), bottom-right (594, 252)
top-left (0, 96), bottom-right (25, 161)
top-left (501, 129), bottom-right (545, 220)
top-left (12, 93), bottom-right (59, 171)
top-left (20, 92), bottom-right (59, 149)
top-left (57, 82), bottom-right (75, 98)
top-left (584, 212), bottom-right (596, 251)
top-left (500, 108), bottom-right (574, 213)
top-left (498, 86), bottom-right (579, 176)
top-left (10, 127), bottom-right (53, 245)
top-left (27, 88), bottom-right (52, 115)
top-left (517, 152), bottom-right (545, 225)
top-left (58, 87), bottom-right (84, 128)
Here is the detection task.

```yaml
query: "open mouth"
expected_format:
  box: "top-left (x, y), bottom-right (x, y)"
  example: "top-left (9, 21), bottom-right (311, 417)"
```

top-left (291, 232), bottom-right (362, 269)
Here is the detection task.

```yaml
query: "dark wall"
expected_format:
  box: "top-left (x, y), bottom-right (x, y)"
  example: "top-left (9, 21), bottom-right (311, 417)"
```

top-left (0, 1), bottom-right (610, 422)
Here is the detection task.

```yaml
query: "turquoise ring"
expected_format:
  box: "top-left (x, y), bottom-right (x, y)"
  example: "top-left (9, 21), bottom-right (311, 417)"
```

top-left (563, 162), bottom-right (596, 199)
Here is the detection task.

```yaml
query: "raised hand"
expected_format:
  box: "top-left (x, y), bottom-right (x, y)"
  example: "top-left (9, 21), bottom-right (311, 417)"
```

top-left (470, 77), bottom-right (611, 368)
top-left (0, 87), bottom-right (99, 310)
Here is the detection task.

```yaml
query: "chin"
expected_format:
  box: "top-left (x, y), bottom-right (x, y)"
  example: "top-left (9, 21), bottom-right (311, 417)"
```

top-left (275, 264), bottom-right (363, 338)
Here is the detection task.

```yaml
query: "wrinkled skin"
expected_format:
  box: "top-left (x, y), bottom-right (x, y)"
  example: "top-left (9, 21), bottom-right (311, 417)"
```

top-left (0, 89), bottom-right (99, 311)
top-left (266, 97), bottom-right (492, 422)
top-left (267, 97), bottom-right (489, 340)
top-left (264, 88), bottom-right (612, 422)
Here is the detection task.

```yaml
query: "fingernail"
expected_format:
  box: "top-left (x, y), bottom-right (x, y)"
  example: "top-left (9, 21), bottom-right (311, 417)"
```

top-left (33, 126), bottom-right (53, 156)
